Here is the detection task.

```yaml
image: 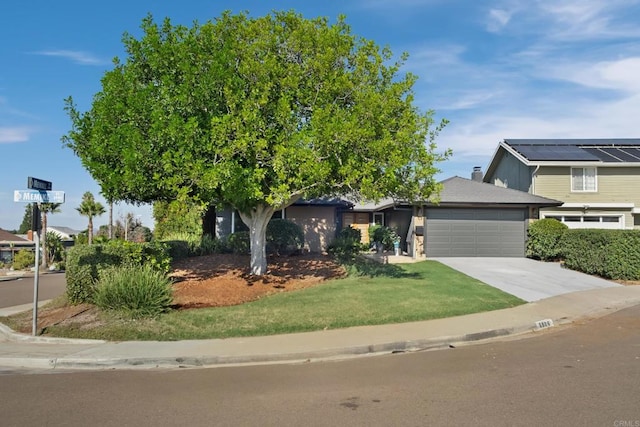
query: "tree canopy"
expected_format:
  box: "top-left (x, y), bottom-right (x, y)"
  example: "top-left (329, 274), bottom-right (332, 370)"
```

top-left (63, 11), bottom-right (449, 274)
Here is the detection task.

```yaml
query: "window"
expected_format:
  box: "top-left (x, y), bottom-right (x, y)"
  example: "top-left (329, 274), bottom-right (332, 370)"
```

top-left (373, 212), bottom-right (384, 226)
top-left (602, 216), bottom-right (620, 223)
top-left (571, 167), bottom-right (597, 192)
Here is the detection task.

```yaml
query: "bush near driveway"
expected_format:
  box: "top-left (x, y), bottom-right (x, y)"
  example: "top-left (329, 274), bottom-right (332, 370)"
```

top-left (560, 229), bottom-right (640, 280)
top-left (526, 218), bottom-right (568, 261)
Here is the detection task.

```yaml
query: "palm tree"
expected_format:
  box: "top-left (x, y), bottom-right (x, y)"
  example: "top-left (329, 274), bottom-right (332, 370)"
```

top-left (76, 192), bottom-right (105, 245)
top-left (39, 202), bottom-right (62, 267)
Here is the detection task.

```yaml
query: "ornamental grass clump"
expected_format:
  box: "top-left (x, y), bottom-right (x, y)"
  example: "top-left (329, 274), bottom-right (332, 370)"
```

top-left (94, 265), bottom-right (173, 318)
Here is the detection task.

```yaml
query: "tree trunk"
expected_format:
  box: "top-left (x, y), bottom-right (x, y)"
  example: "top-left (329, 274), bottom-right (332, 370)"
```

top-left (238, 204), bottom-right (274, 276)
top-left (88, 217), bottom-right (94, 245)
top-left (108, 201), bottom-right (113, 239)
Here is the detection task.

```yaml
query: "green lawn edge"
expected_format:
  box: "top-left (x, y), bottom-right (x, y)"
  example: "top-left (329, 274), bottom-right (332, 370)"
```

top-left (2, 260), bottom-right (525, 341)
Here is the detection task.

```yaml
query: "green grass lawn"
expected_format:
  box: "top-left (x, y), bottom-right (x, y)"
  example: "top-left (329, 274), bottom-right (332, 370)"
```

top-left (6, 260), bottom-right (525, 341)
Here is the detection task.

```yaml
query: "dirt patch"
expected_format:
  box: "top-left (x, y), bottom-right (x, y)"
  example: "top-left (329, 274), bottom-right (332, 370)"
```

top-left (11, 254), bottom-right (345, 334)
top-left (170, 253), bottom-right (346, 308)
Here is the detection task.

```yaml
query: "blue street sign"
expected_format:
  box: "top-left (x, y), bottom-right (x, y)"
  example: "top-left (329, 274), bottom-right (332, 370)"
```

top-left (13, 190), bottom-right (65, 203)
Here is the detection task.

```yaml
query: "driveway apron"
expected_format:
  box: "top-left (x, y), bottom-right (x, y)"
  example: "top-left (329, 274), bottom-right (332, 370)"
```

top-left (431, 257), bottom-right (621, 302)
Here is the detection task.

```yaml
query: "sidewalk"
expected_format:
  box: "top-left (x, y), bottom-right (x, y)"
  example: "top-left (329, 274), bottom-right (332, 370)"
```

top-left (1, 286), bottom-right (640, 371)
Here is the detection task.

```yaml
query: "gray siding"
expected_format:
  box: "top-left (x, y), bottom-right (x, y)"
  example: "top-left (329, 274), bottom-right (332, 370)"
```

top-left (488, 151), bottom-right (533, 192)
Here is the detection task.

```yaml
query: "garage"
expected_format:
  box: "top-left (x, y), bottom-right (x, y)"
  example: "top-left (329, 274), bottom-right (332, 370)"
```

top-left (425, 208), bottom-right (527, 257)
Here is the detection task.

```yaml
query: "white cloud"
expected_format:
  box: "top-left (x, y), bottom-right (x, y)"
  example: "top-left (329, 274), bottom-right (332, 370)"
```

top-left (32, 50), bottom-right (108, 66)
top-left (549, 57), bottom-right (640, 93)
top-left (438, 89), bottom-right (640, 163)
top-left (0, 126), bottom-right (32, 143)
top-left (486, 9), bottom-right (512, 32)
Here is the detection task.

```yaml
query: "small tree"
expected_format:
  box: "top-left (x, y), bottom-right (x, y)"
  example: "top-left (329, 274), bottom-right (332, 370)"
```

top-left (45, 231), bottom-right (64, 266)
top-left (64, 11), bottom-right (449, 275)
top-left (76, 191), bottom-right (105, 245)
top-left (39, 202), bottom-right (61, 267)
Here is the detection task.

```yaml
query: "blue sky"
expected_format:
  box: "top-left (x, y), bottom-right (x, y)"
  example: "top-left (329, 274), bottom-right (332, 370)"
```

top-left (2, 0), bottom-right (640, 232)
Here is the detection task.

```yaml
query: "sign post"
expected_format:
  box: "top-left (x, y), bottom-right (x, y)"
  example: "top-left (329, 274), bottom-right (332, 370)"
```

top-left (13, 179), bottom-right (65, 336)
top-left (32, 204), bottom-right (41, 336)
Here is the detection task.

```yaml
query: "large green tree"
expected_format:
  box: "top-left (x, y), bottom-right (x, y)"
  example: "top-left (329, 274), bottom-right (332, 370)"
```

top-left (63, 11), bottom-right (449, 275)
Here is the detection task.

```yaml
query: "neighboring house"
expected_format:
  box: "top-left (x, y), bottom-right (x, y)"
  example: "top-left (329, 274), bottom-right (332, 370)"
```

top-left (0, 229), bottom-right (35, 264)
top-left (48, 225), bottom-right (81, 248)
top-left (48, 226), bottom-right (81, 241)
top-left (214, 171), bottom-right (561, 258)
top-left (484, 139), bottom-right (640, 230)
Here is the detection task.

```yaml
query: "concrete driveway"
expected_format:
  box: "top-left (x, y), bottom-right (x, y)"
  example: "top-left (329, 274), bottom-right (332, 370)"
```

top-left (431, 257), bottom-right (621, 302)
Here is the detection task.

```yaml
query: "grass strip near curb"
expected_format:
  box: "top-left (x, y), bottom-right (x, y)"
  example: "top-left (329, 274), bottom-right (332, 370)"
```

top-left (3, 260), bottom-right (524, 341)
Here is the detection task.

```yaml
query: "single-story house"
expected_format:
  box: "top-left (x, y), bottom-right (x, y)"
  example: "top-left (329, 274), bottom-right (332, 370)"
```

top-left (213, 169), bottom-right (562, 258)
top-left (0, 229), bottom-right (35, 264)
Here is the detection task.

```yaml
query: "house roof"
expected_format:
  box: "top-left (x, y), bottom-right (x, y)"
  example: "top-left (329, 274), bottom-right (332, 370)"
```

top-left (292, 198), bottom-right (353, 208)
top-left (432, 176), bottom-right (562, 206)
top-left (505, 138), bottom-right (640, 162)
top-left (0, 229), bottom-right (29, 243)
top-left (485, 138), bottom-right (640, 181)
top-left (49, 226), bottom-right (82, 238)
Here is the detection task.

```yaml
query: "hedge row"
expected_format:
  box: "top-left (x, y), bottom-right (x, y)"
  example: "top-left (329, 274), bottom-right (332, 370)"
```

top-left (561, 229), bottom-right (640, 280)
top-left (527, 219), bottom-right (640, 280)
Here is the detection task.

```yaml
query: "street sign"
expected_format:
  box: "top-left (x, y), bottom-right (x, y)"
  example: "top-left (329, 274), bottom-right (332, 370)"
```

top-left (13, 190), bottom-right (65, 203)
top-left (27, 176), bottom-right (52, 191)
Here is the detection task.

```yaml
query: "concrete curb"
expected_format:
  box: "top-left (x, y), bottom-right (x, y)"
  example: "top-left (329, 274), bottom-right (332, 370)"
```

top-left (0, 322), bottom-right (106, 345)
top-left (6, 326), bottom-right (531, 371)
top-left (0, 320), bottom-right (553, 371)
top-left (1, 286), bottom-right (639, 371)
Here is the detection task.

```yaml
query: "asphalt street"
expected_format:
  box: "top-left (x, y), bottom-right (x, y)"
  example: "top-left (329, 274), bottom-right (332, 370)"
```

top-left (1, 304), bottom-right (639, 426)
top-left (0, 272), bottom-right (66, 308)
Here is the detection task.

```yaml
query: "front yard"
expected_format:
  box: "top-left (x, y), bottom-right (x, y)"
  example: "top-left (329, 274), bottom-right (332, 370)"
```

top-left (1, 255), bottom-right (524, 341)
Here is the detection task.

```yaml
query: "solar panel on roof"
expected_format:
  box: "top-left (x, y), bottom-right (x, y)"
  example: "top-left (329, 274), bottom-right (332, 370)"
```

top-left (608, 148), bottom-right (640, 162)
top-left (627, 148), bottom-right (640, 159)
top-left (512, 144), bottom-right (599, 161)
top-left (582, 148), bottom-right (624, 162)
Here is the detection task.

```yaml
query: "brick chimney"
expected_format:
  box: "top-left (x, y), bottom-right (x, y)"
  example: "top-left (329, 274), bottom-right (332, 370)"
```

top-left (471, 166), bottom-right (483, 182)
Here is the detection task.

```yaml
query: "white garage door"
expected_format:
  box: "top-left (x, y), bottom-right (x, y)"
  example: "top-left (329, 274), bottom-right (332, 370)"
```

top-left (425, 208), bottom-right (526, 257)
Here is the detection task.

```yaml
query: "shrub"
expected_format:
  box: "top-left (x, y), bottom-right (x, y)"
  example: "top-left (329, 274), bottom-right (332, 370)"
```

top-left (163, 239), bottom-right (195, 260)
top-left (65, 241), bottom-right (171, 304)
top-left (371, 226), bottom-right (400, 251)
top-left (560, 229), bottom-right (611, 276)
top-left (226, 231), bottom-right (250, 255)
top-left (526, 218), bottom-right (568, 261)
top-left (93, 265), bottom-right (173, 318)
top-left (199, 234), bottom-right (226, 255)
top-left (560, 229), bottom-right (640, 280)
top-left (12, 249), bottom-right (35, 270)
top-left (603, 231), bottom-right (640, 280)
top-left (267, 219), bottom-right (304, 255)
top-left (327, 227), bottom-right (364, 262)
